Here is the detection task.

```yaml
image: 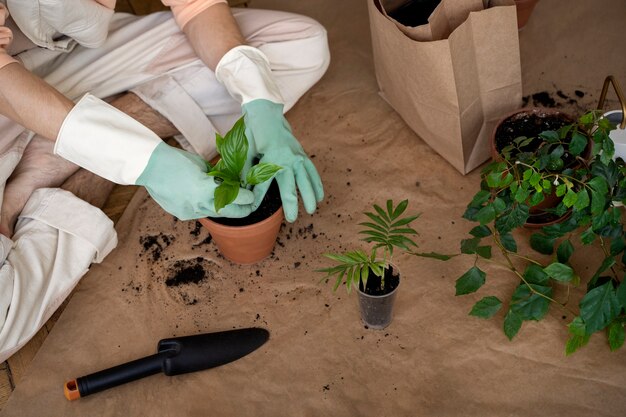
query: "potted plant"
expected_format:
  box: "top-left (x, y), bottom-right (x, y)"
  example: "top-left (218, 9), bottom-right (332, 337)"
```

top-left (198, 117), bottom-right (283, 264)
top-left (421, 110), bottom-right (626, 354)
top-left (490, 107), bottom-right (581, 227)
top-left (317, 200), bottom-right (420, 329)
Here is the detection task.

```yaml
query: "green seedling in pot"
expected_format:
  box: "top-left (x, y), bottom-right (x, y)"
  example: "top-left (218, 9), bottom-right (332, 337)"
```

top-left (317, 200), bottom-right (420, 293)
top-left (207, 116), bottom-right (282, 213)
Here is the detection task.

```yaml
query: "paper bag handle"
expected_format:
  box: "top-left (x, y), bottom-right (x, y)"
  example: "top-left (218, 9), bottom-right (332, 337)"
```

top-left (598, 75), bottom-right (626, 129)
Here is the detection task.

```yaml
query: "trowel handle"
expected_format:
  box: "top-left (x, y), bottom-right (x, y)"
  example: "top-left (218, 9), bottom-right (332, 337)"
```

top-left (64, 350), bottom-right (175, 401)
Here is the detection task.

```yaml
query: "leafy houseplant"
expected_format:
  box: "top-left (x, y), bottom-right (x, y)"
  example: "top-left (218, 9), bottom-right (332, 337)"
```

top-left (317, 200), bottom-right (420, 329)
top-left (428, 110), bottom-right (626, 354)
top-left (198, 117), bottom-right (284, 264)
top-left (206, 116), bottom-right (282, 213)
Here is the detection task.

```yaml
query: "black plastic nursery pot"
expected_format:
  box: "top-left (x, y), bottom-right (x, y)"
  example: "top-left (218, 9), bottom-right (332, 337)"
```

top-left (357, 264), bottom-right (401, 330)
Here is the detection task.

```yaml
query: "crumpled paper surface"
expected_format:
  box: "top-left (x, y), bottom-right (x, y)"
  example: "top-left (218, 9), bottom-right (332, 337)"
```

top-left (2, 0), bottom-right (626, 415)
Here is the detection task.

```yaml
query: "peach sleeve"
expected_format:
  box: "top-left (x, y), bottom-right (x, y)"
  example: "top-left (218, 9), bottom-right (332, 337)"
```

top-left (161, 0), bottom-right (228, 29)
top-left (0, 4), bottom-right (18, 70)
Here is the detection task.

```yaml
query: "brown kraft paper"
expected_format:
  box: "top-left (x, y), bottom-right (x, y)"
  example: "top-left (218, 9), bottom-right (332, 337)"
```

top-left (369, 0), bottom-right (523, 174)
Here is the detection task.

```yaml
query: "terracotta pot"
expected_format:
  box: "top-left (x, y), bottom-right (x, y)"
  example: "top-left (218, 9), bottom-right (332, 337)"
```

top-left (490, 107), bottom-right (575, 161)
top-left (490, 107), bottom-right (578, 227)
top-left (198, 207), bottom-right (284, 264)
top-left (515, 0), bottom-right (539, 29)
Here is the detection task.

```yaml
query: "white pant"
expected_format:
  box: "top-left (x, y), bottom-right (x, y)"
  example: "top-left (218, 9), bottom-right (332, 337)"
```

top-left (0, 8), bottom-right (330, 362)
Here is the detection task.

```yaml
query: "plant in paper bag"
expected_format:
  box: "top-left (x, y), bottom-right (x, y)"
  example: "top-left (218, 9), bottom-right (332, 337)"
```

top-left (420, 110), bottom-right (626, 354)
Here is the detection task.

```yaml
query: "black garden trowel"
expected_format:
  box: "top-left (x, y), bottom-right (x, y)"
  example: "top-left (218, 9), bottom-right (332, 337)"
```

top-left (64, 327), bottom-right (269, 400)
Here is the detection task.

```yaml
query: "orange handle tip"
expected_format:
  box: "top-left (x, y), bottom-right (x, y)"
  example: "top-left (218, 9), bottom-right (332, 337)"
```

top-left (64, 380), bottom-right (81, 401)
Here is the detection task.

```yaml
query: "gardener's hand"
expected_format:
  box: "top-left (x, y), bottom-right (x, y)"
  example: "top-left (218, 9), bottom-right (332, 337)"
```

top-left (55, 94), bottom-right (253, 220)
top-left (216, 45), bottom-right (324, 222)
top-left (136, 143), bottom-right (254, 220)
top-left (243, 100), bottom-right (323, 222)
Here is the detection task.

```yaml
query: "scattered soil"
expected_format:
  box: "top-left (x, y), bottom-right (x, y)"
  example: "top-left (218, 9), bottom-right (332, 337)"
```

top-left (208, 180), bottom-right (281, 227)
top-left (139, 233), bottom-right (175, 261)
top-left (359, 267), bottom-right (400, 296)
top-left (165, 257), bottom-right (208, 287)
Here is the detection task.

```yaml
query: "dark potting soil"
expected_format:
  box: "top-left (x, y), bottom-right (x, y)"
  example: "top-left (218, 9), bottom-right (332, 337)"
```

top-left (359, 267), bottom-right (400, 296)
top-left (139, 233), bottom-right (174, 261)
top-left (387, 0), bottom-right (441, 27)
top-left (495, 111), bottom-right (573, 155)
top-left (208, 180), bottom-right (281, 227)
top-left (165, 257), bottom-right (207, 287)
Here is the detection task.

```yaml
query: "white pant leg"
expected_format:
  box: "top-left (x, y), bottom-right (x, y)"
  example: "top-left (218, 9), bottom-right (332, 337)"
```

top-left (0, 188), bottom-right (117, 363)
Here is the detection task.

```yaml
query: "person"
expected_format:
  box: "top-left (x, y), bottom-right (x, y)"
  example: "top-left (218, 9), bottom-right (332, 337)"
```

top-left (0, 0), bottom-right (329, 362)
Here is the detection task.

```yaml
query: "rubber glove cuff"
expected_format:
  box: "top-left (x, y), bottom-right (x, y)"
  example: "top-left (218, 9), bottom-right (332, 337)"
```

top-left (215, 45), bottom-right (284, 106)
top-left (54, 93), bottom-right (161, 185)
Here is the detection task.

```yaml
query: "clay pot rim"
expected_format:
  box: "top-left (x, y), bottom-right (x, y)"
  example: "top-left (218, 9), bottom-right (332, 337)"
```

top-left (490, 107), bottom-right (577, 160)
top-left (201, 206), bottom-right (284, 232)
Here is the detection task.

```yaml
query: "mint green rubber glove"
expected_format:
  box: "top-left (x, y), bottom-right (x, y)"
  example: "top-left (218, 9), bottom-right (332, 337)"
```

top-left (54, 94), bottom-right (253, 221)
top-left (136, 142), bottom-right (254, 220)
top-left (243, 99), bottom-right (324, 222)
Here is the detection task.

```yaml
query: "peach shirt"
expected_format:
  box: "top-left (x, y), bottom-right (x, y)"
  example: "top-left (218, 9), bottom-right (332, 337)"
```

top-left (0, 0), bottom-right (226, 70)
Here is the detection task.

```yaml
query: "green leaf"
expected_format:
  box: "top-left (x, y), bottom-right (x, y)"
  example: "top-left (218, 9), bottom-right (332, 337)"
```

top-left (562, 189), bottom-right (578, 208)
top-left (556, 184), bottom-right (567, 197)
top-left (412, 252), bottom-right (457, 261)
top-left (530, 233), bottom-right (555, 255)
top-left (617, 280), bottom-right (626, 309)
top-left (611, 237), bottom-right (626, 256)
top-left (573, 189), bottom-right (590, 211)
top-left (510, 284), bottom-right (552, 321)
top-left (460, 237), bottom-right (480, 254)
top-left (373, 204), bottom-right (391, 223)
top-left (455, 267), bottom-right (486, 296)
top-left (539, 130), bottom-right (560, 143)
top-left (579, 282), bottom-right (622, 334)
top-left (245, 163), bottom-right (282, 185)
top-left (568, 316), bottom-right (586, 337)
top-left (503, 310), bottom-right (523, 340)
top-left (569, 131), bottom-right (588, 156)
top-left (219, 116), bottom-right (248, 177)
top-left (495, 204), bottom-right (529, 235)
top-left (514, 186), bottom-right (531, 203)
top-left (565, 317), bottom-right (591, 355)
top-left (469, 296), bottom-right (502, 319)
top-left (475, 246), bottom-right (492, 259)
top-left (580, 227), bottom-right (596, 245)
top-left (469, 190), bottom-right (491, 208)
top-left (476, 205), bottom-right (496, 225)
top-left (213, 183), bottom-right (240, 213)
top-left (469, 225), bottom-right (492, 238)
top-left (543, 262), bottom-right (574, 282)
top-left (566, 334), bottom-right (591, 356)
top-left (523, 264), bottom-right (549, 285)
top-left (590, 257), bottom-right (616, 286)
top-left (390, 215), bottom-right (420, 228)
top-left (556, 239), bottom-right (575, 263)
top-left (363, 211), bottom-right (388, 229)
top-left (391, 199), bottom-right (409, 220)
top-left (500, 233), bottom-right (518, 252)
top-left (608, 321), bottom-right (625, 351)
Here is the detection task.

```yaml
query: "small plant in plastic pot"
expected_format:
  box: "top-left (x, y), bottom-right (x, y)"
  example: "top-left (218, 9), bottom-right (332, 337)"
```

top-left (198, 117), bottom-right (283, 264)
top-left (317, 200), bottom-right (420, 329)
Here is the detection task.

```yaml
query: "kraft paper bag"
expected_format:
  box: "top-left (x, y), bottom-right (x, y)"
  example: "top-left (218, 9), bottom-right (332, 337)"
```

top-left (369, 0), bottom-right (522, 174)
